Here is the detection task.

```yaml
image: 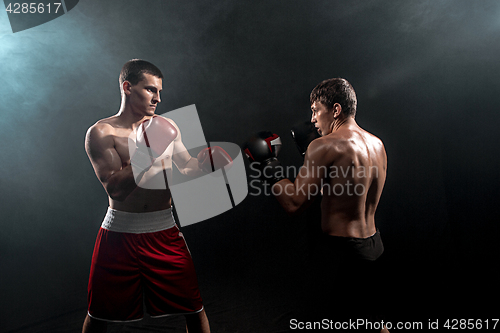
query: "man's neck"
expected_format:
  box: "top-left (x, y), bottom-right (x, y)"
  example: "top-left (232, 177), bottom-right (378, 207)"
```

top-left (116, 103), bottom-right (151, 129)
top-left (331, 116), bottom-right (356, 133)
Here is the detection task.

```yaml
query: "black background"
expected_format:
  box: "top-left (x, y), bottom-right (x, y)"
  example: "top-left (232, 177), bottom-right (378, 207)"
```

top-left (1, 1), bottom-right (499, 331)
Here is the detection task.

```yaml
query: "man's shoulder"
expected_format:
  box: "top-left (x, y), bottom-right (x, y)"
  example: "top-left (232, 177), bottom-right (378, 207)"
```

top-left (359, 127), bottom-right (383, 144)
top-left (359, 129), bottom-right (386, 154)
top-left (87, 117), bottom-right (118, 136)
top-left (305, 135), bottom-right (343, 163)
top-left (85, 117), bottom-right (119, 152)
top-left (307, 131), bottom-right (366, 161)
top-left (331, 128), bottom-right (384, 149)
top-left (311, 132), bottom-right (349, 151)
top-left (95, 115), bottom-right (120, 128)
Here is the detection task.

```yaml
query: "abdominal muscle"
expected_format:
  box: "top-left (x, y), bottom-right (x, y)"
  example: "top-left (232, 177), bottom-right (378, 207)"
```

top-left (110, 162), bottom-right (174, 213)
top-left (110, 187), bottom-right (172, 213)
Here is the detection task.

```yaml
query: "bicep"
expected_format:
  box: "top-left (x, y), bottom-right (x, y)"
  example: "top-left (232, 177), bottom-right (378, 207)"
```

top-left (170, 125), bottom-right (196, 169)
top-left (85, 126), bottom-right (122, 184)
top-left (172, 139), bottom-right (193, 168)
top-left (274, 140), bottom-right (330, 213)
top-left (293, 142), bottom-right (329, 199)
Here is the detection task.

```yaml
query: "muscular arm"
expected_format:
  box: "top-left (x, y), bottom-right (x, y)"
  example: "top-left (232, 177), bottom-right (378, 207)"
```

top-left (85, 123), bottom-right (138, 201)
top-left (170, 122), bottom-right (203, 177)
top-left (172, 146), bottom-right (201, 177)
top-left (273, 139), bottom-right (331, 215)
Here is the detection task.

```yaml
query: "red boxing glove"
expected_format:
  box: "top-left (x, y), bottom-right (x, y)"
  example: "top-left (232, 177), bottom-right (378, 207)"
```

top-left (197, 146), bottom-right (233, 173)
top-left (136, 116), bottom-right (178, 157)
top-left (132, 116), bottom-right (178, 172)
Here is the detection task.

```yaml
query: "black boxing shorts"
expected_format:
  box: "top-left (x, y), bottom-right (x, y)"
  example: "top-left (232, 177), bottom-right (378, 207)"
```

top-left (320, 229), bottom-right (384, 262)
top-left (306, 229), bottom-right (385, 318)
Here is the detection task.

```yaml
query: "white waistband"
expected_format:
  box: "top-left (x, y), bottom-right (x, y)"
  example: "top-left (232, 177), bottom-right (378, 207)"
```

top-left (101, 207), bottom-right (176, 234)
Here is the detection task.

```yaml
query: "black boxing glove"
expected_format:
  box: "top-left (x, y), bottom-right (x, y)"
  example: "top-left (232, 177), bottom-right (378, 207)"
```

top-left (290, 121), bottom-right (320, 157)
top-left (242, 131), bottom-right (284, 185)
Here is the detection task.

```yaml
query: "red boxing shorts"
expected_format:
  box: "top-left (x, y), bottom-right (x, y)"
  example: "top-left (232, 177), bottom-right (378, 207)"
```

top-left (87, 207), bottom-right (204, 322)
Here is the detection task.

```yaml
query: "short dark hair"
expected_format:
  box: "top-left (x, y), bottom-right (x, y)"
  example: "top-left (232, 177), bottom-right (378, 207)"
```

top-left (310, 78), bottom-right (357, 117)
top-left (119, 59), bottom-right (163, 87)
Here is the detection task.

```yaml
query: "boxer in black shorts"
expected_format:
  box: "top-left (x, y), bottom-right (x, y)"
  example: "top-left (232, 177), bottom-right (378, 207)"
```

top-left (244, 78), bottom-right (389, 332)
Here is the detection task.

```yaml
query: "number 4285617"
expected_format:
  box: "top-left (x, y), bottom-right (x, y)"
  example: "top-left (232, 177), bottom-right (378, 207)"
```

top-left (444, 319), bottom-right (499, 330)
top-left (5, 3), bottom-right (62, 14)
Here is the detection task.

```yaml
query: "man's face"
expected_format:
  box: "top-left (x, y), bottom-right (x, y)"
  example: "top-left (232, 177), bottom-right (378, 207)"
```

top-left (310, 101), bottom-right (334, 136)
top-left (127, 73), bottom-right (162, 116)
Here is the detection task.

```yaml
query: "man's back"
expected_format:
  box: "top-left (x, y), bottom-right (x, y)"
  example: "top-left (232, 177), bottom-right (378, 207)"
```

top-left (319, 121), bottom-right (387, 238)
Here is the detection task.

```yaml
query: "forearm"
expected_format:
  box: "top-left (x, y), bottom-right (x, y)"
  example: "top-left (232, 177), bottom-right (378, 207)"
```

top-left (272, 179), bottom-right (307, 216)
top-left (105, 164), bottom-right (139, 201)
top-left (178, 157), bottom-right (204, 177)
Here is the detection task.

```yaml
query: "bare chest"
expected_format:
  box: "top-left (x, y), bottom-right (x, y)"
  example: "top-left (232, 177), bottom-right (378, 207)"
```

top-left (113, 132), bottom-right (133, 165)
top-left (113, 129), bottom-right (175, 174)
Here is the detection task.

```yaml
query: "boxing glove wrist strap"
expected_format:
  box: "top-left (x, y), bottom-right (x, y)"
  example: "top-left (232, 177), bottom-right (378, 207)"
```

top-left (258, 158), bottom-right (285, 186)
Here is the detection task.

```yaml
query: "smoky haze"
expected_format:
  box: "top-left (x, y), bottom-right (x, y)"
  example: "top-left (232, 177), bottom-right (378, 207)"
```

top-left (1, 0), bottom-right (500, 331)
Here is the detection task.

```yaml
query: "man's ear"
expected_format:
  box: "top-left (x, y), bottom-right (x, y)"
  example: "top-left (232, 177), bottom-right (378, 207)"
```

top-left (122, 81), bottom-right (133, 96)
top-left (332, 103), bottom-right (342, 118)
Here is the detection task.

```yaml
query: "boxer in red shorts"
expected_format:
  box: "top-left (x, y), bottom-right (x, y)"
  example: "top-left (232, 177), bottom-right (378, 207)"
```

top-left (83, 59), bottom-right (213, 333)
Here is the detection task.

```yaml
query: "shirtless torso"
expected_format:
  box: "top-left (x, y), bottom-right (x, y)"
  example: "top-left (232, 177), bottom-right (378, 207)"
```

top-left (316, 121), bottom-right (387, 238)
top-left (86, 115), bottom-right (173, 213)
top-left (82, 69), bottom-right (209, 333)
top-left (274, 100), bottom-right (387, 239)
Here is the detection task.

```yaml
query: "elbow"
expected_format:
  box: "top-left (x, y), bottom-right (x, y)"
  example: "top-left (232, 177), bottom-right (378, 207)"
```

top-left (107, 190), bottom-right (128, 202)
top-left (281, 196), bottom-right (313, 217)
top-left (106, 184), bottom-right (129, 202)
top-left (111, 194), bottom-right (128, 202)
top-left (103, 171), bottom-right (134, 202)
top-left (283, 203), bottom-right (302, 217)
